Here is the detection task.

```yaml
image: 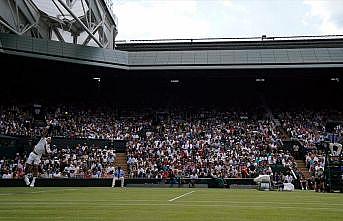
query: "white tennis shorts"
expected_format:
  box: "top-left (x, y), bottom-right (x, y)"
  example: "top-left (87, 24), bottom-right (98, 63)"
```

top-left (26, 152), bottom-right (41, 165)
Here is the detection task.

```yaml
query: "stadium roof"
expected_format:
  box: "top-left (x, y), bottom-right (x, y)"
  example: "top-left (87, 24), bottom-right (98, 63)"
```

top-left (31, 0), bottom-right (117, 25)
top-left (1, 33), bottom-right (343, 70)
top-left (32, 0), bottom-right (85, 19)
top-left (0, 0), bottom-right (117, 49)
top-left (116, 35), bottom-right (343, 51)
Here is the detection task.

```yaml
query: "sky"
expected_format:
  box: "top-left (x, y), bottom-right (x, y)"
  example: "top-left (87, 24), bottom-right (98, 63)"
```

top-left (111, 0), bottom-right (343, 40)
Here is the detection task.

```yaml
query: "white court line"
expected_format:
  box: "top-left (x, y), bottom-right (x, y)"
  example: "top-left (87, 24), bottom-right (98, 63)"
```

top-left (24, 189), bottom-right (80, 194)
top-left (0, 198), bottom-right (342, 206)
top-left (0, 202), bottom-right (341, 211)
top-left (0, 217), bottom-right (65, 220)
top-left (0, 188), bottom-right (79, 196)
top-left (0, 200), bottom-right (342, 207)
top-left (168, 191), bottom-right (195, 202)
top-left (29, 191), bottom-right (49, 194)
top-left (178, 200), bottom-right (343, 205)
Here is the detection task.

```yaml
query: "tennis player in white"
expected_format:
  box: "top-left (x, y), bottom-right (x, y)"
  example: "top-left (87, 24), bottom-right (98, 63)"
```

top-left (24, 130), bottom-right (52, 187)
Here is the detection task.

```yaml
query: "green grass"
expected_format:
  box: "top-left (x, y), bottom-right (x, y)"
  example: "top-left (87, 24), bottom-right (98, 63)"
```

top-left (0, 187), bottom-right (342, 221)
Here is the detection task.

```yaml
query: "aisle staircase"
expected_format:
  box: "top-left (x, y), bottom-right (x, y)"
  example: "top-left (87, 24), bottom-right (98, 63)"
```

top-left (258, 94), bottom-right (289, 141)
top-left (295, 160), bottom-right (311, 179)
top-left (115, 153), bottom-right (128, 178)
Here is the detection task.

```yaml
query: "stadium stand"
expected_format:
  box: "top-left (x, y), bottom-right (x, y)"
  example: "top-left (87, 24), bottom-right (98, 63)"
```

top-left (1, 103), bottom-right (341, 190)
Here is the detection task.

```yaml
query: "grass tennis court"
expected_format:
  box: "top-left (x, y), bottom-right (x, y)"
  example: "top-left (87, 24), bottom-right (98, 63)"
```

top-left (0, 187), bottom-right (342, 221)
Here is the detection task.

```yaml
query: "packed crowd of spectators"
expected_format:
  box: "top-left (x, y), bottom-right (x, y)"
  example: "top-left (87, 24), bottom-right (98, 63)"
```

top-left (0, 105), bottom-right (341, 184)
top-left (0, 154), bottom-right (24, 179)
top-left (304, 150), bottom-right (326, 191)
top-left (125, 112), bottom-right (296, 180)
top-left (279, 109), bottom-right (343, 148)
top-left (0, 144), bottom-right (116, 179)
top-left (305, 150), bottom-right (325, 177)
top-left (277, 109), bottom-right (343, 190)
top-left (279, 110), bottom-right (327, 149)
top-left (0, 105), bottom-right (118, 139)
top-left (0, 106), bottom-right (39, 137)
top-left (41, 144), bottom-right (116, 179)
